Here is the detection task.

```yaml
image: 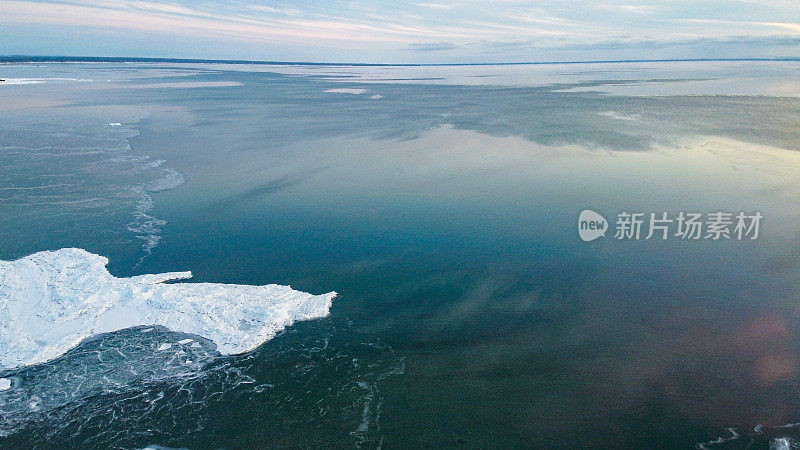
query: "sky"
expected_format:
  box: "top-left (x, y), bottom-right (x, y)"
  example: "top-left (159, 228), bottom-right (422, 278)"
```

top-left (2, 0), bottom-right (800, 63)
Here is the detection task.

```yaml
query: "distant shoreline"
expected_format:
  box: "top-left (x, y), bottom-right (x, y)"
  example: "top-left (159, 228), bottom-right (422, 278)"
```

top-left (2, 55), bottom-right (799, 67)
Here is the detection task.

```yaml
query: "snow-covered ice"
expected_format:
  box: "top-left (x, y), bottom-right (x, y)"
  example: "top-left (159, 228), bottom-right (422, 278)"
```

top-left (0, 78), bottom-right (93, 86)
top-left (324, 88), bottom-right (368, 94)
top-left (0, 248), bottom-right (336, 370)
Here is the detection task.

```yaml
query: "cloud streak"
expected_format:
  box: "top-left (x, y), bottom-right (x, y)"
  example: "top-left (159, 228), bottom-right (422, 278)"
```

top-left (1, 0), bottom-right (799, 62)
top-left (409, 41), bottom-right (458, 52)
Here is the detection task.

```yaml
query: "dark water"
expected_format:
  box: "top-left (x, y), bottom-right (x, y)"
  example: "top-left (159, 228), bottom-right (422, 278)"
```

top-left (1, 61), bottom-right (800, 448)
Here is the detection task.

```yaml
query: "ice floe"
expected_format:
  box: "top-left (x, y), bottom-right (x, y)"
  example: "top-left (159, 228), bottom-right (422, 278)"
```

top-left (599, 110), bottom-right (640, 121)
top-left (0, 248), bottom-right (336, 370)
top-left (0, 78), bottom-right (93, 86)
top-left (324, 88), bottom-right (368, 94)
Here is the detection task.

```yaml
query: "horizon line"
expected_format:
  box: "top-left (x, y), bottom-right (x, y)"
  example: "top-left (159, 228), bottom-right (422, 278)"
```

top-left (2, 55), bottom-right (800, 67)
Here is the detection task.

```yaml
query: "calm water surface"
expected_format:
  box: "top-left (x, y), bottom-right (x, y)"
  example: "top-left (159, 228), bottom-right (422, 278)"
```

top-left (1, 61), bottom-right (800, 448)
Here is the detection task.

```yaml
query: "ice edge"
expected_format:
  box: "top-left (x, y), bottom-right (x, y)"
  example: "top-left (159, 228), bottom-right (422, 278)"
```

top-left (0, 248), bottom-right (336, 371)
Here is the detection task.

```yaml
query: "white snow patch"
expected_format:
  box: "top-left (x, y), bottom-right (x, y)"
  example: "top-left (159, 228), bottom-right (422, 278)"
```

top-left (0, 379), bottom-right (11, 391)
top-left (325, 88), bottom-right (368, 94)
top-left (0, 248), bottom-right (336, 370)
top-left (368, 95), bottom-right (383, 99)
top-left (0, 79), bottom-right (45, 85)
top-left (599, 110), bottom-right (639, 121)
top-left (156, 343), bottom-right (173, 351)
top-left (109, 122), bottom-right (122, 127)
top-left (0, 78), bottom-right (92, 86)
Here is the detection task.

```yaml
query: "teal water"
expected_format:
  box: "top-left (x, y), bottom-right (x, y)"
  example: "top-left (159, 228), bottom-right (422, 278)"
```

top-left (1, 61), bottom-right (800, 448)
